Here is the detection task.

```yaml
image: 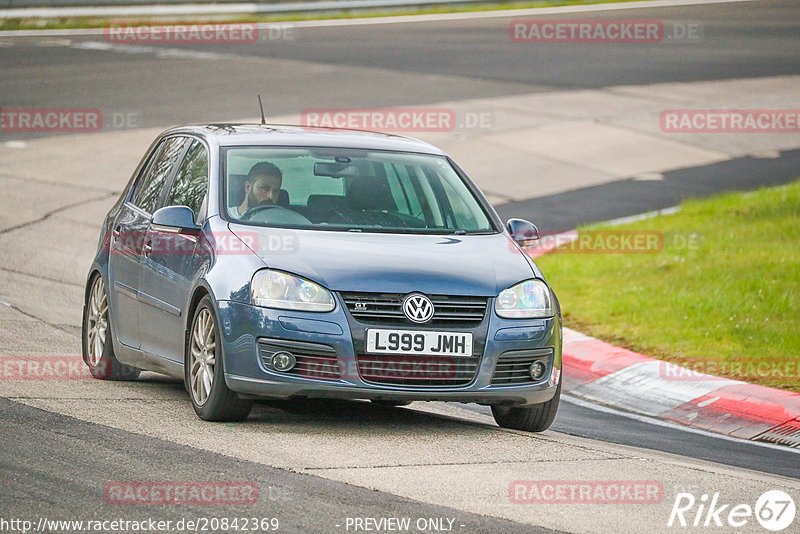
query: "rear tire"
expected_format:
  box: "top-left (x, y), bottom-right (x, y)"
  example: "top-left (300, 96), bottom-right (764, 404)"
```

top-left (82, 274), bottom-right (140, 381)
top-left (186, 296), bottom-right (252, 422)
top-left (491, 381), bottom-right (561, 432)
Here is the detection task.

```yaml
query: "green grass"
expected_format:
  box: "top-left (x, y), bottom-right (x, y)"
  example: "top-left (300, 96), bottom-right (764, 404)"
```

top-left (0, 0), bottom-right (652, 31)
top-left (536, 181), bottom-right (800, 392)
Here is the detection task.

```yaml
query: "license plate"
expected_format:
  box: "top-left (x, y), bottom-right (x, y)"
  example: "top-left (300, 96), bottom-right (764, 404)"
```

top-left (366, 329), bottom-right (473, 357)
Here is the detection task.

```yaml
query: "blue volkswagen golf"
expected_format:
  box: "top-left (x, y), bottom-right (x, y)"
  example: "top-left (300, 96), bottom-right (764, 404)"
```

top-left (82, 124), bottom-right (562, 432)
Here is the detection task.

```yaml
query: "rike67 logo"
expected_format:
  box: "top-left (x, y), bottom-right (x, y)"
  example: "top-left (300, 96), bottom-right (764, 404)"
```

top-left (668, 490), bottom-right (796, 531)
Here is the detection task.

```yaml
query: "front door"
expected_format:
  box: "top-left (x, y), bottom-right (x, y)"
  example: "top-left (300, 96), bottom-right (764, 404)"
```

top-left (138, 139), bottom-right (209, 363)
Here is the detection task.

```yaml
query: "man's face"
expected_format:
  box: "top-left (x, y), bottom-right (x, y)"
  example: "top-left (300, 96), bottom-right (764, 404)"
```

top-left (246, 174), bottom-right (282, 207)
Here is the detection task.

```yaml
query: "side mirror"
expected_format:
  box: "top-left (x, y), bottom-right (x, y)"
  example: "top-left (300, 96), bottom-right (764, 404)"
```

top-left (507, 218), bottom-right (540, 247)
top-left (151, 205), bottom-right (198, 232)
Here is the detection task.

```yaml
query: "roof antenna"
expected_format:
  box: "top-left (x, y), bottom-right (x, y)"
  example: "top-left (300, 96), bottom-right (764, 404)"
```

top-left (257, 94), bottom-right (266, 125)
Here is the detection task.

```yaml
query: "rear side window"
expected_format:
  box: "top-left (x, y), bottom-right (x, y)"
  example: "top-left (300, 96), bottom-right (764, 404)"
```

top-left (166, 140), bottom-right (208, 217)
top-left (131, 136), bottom-right (188, 214)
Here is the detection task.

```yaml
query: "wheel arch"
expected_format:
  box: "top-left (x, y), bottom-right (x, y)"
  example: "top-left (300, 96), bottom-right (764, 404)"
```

top-left (184, 282), bottom-right (215, 350)
top-left (83, 266), bottom-right (105, 303)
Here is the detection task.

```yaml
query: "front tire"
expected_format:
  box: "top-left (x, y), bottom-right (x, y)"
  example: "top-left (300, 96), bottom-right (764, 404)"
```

top-left (491, 381), bottom-right (561, 432)
top-left (82, 274), bottom-right (140, 381)
top-left (186, 296), bottom-right (252, 422)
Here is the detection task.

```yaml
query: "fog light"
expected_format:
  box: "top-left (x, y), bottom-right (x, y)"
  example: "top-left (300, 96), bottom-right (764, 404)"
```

top-left (529, 361), bottom-right (547, 381)
top-left (272, 351), bottom-right (296, 372)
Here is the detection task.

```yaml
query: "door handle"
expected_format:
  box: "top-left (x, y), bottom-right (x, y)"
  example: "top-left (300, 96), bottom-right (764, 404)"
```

top-left (143, 243), bottom-right (152, 255)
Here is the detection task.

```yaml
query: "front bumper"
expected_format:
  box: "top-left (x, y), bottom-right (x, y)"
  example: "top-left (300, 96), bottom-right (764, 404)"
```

top-left (216, 298), bottom-right (562, 407)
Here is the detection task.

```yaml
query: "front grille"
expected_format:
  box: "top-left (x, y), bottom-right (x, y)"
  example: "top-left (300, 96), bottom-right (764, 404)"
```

top-left (491, 348), bottom-right (553, 386)
top-left (341, 292), bottom-right (488, 326)
top-left (356, 353), bottom-right (480, 387)
top-left (258, 338), bottom-right (341, 381)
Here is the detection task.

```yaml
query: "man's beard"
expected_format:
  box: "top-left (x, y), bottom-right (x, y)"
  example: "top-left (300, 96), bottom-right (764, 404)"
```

top-left (247, 190), bottom-right (273, 208)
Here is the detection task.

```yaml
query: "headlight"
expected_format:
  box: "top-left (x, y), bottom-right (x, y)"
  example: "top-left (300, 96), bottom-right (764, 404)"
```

top-left (495, 279), bottom-right (553, 319)
top-left (251, 270), bottom-right (335, 312)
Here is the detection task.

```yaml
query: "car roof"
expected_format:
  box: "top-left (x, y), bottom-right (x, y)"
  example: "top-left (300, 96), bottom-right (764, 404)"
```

top-left (163, 124), bottom-right (448, 155)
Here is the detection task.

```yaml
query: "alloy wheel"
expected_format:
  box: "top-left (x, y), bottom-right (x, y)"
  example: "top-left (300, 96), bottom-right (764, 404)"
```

top-left (86, 276), bottom-right (108, 367)
top-left (190, 308), bottom-right (216, 405)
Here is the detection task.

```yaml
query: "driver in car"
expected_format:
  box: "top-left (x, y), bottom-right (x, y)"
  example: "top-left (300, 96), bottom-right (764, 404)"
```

top-left (231, 162), bottom-right (283, 219)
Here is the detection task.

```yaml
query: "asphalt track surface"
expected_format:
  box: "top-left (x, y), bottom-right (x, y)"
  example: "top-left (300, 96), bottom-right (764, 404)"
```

top-left (1, 0), bottom-right (799, 531)
top-left (0, 398), bottom-right (552, 533)
top-left (497, 147), bottom-right (800, 231)
top-left (2, 0), bottom-right (799, 130)
top-left (472, 398), bottom-right (800, 479)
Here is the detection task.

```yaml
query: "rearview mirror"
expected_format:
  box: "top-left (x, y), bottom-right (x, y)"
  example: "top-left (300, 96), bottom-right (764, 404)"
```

top-left (314, 161), bottom-right (355, 177)
top-left (151, 205), bottom-right (199, 232)
top-left (507, 218), bottom-right (540, 247)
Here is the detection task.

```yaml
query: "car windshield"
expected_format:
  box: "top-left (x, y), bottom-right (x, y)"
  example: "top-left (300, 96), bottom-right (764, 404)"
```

top-left (222, 147), bottom-right (495, 234)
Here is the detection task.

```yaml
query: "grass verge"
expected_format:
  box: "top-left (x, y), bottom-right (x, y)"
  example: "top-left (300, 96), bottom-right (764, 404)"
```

top-left (0, 0), bottom-right (652, 31)
top-left (535, 181), bottom-right (800, 392)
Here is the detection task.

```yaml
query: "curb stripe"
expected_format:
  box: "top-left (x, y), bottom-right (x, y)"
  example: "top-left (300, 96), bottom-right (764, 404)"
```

top-left (570, 361), bottom-right (739, 417)
top-left (559, 327), bottom-right (650, 392)
top-left (663, 384), bottom-right (800, 440)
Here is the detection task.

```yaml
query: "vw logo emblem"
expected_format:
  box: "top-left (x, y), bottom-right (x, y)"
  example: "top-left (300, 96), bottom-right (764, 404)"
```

top-left (403, 293), bottom-right (434, 323)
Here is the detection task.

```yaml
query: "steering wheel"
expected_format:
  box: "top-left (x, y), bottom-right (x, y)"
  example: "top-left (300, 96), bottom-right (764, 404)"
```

top-left (240, 204), bottom-right (283, 221)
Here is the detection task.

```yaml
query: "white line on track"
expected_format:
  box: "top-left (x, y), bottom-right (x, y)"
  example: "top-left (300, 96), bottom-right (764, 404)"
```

top-left (69, 40), bottom-right (233, 60)
top-left (598, 205), bottom-right (681, 227)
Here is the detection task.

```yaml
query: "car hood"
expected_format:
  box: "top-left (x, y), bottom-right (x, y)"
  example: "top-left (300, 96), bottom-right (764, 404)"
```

top-left (227, 224), bottom-right (537, 296)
